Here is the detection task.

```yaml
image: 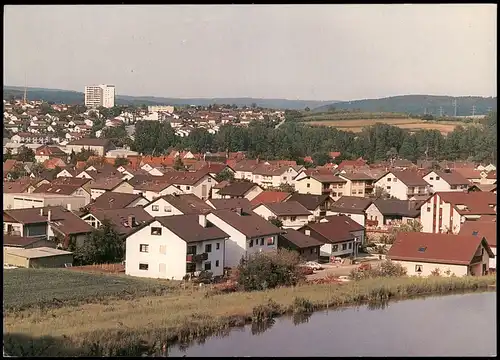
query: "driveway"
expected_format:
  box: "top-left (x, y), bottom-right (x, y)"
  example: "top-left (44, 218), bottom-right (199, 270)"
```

top-left (306, 260), bottom-right (383, 280)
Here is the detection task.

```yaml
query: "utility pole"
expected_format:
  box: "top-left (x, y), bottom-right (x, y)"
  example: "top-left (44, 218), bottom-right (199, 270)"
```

top-left (472, 106), bottom-right (476, 117)
top-left (453, 99), bottom-right (457, 117)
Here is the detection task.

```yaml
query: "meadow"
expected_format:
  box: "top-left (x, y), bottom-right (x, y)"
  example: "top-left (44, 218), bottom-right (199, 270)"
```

top-left (3, 268), bottom-right (495, 357)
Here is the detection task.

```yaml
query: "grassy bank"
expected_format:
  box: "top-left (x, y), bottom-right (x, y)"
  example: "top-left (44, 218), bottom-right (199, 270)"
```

top-left (4, 273), bottom-right (495, 356)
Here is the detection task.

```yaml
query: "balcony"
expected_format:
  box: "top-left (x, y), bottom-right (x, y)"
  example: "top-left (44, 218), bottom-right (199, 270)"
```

top-left (471, 255), bottom-right (483, 264)
top-left (187, 253), bottom-right (208, 263)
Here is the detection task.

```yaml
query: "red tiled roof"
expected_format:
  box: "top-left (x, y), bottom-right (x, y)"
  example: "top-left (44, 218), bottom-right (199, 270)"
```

top-left (459, 219), bottom-right (497, 247)
top-left (250, 191), bottom-right (291, 206)
top-left (391, 170), bottom-right (429, 186)
top-left (388, 232), bottom-right (494, 265)
top-left (486, 171), bottom-right (497, 180)
top-left (453, 168), bottom-right (482, 180)
top-left (435, 192), bottom-right (496, 215)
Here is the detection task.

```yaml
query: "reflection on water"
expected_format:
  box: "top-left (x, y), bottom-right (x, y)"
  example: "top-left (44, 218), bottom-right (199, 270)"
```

top-left (167, 292), bottom-right (496, 357)
top-left (251, 319), bottom-right (275, 335)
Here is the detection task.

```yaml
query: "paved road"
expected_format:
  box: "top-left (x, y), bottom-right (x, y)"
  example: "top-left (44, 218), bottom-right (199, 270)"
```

top-left (307, 260), bottom-right (383, 280)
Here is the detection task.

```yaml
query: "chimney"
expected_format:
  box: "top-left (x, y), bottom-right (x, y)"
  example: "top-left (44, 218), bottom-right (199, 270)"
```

top-left (128, 215), bottom-right (135, 228)
top-left (67, 203), bottom-right (72, 212)
top-left (235, 207), bottom-right (243, 215)
top-left (199, 214), bottom-right (207, 228)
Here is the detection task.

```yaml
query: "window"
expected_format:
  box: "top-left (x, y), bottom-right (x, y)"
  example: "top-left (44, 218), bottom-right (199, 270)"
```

top-left (260, 238), bottom-right (264, 246)
top-left (249, 239), bottom-right (254, 247)
top-left (187, 245), bottom-right (196, 255)
top-left (267, 237), bottom-right (275, 246)
top-left (342, 243), bottom-right (347, 250)
top-left (205, 244), bottom-right (212, 253)
top-left (290, 216), bottom-right (297, 221)
top-left (435, 176), bottom-right (440, 180)
top-left (393, 178), bottom-right (397, 182)
top-left (151, 205), bottom-right (159, 212)
top-left (305, 229), bottom-right (310, 236)
top-left (139, 263), bottom-right (149, 270)
top-left (159, 245), bottom-right (166, 254)
top-left (140, 244), bottom-right (149, 253)
top-left (215, 260), bottom-right (220, 267)
top-left (415, 264), bottom-right (423, 273)
top-left (387, 178), bottom-right (392, 182)
top-left (186, 186), bottom-right (191, 190)
top-left (151, 227), bottom-right (162, 236)
top-left (164, 206), bottom-right (172, 212)
top-left (386, 186), bottom-right (391, 190)
top-left (472, 231), bottom-right (479, 236)
top-left (216, 242), bottom-right (220, 250)
top-left (307, 183), bottom-right (310, 188)
top-left (207, 178), bottom-right (211, 182)
top-left (429, 177), bottom-right (434, 180)
top-left (332, 245), bottom-right (339, 252)
top-left (204, 261), bottom-right (211, 271)
top-left (348, 242), bottom-right (352, 249)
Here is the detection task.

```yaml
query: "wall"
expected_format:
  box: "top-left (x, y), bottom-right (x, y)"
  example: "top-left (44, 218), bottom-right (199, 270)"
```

top-left (489, 247), bottom-right (496, 270)
top-left (295, 177), bottom-right (322, 195)
top-left (3, 253), bottom-right (29, 267)
top-left (423, 172), bottom-right (453, 192)
top-left (320, 240), bottom-right (354, 257)
top-left (365, 203), bottom-right (385, 227)
top-left (66, 144), bottom-right (106, 156)
top-left (392, 260), bottom-right (468, 277)
top-left (90, 188), bottom-right (106, 200)
top-left (244, 186), bottom-right (264, 201)
top-left (328, 211), bottom-right (366, 227)
top-left (112, 182), bottom-right (134, 195)
top-left (29, 254), bottom-right (74, 268)
top-left (3, 194), bottom-right (87, 211)
top-left (189, 176), bottom-right (215, 200)
top-left (138, 186), bottom-right (183, 202)
top-left (144, 198), bottom-right (184, 217)
top-left (375, 173), bottom-right (409, 200)
top-left (252, 205), bottom-right (309, 230)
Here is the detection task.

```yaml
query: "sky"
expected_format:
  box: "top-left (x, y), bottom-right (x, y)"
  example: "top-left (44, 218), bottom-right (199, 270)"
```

top-left (3, 4), bottom-right (497, 101)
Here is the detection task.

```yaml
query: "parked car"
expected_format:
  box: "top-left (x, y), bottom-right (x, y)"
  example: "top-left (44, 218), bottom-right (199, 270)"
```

top-left (303, 261), bottom-right (324, 271)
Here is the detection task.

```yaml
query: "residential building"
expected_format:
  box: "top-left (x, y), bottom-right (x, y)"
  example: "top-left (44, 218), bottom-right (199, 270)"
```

top-left (459, 218), bottom-right (497, 270)
top-left (374, 171), bottom-right (430, 200)
top-left (35, 145), bottom-right (67, 163)
top-left (129, 177), bottom-right (183, 201)
top-left (299, 215), bottom-right (365, 259)
top-left (3, 235), bottom-right (55, 249)
top-left (161, 171), bottom-right (217, 200)
top-left (206, 208), bottom-right (282, 268)
top-left (329, 196), bottom-right (373, 227)
top-left (33, 183), bottom-right (92, 206)
top-left (66, 138), bottom-right (113, 156)
top-left (278, 229), bottom-right (324, 262)
top-left (421, 192), bottom-right (497, 234)
top-left (337, 172), bottom-right (377, 197)
top-left (214, 181), bottom-right (263, 201)
top-left (125, 214), bottom-right (229, 280)
top-left (285, 193), bottom-right (334, 219)
top-left (206, 198), bottom-right (253, 212)
top-left (147, 105), bottom-right (174, 113)
top-left (423, 170), bottom-right (470, 193)
top-left (4, 247), bottom-right (74, 268)
top-left (232, 160), bottom-right (261, 181)
top-left (250, 191), bottom-right (292, 206)
top-left (365, 199), bottom-right (423, 230)
top-left (294, 173), bottom-right (346, 200)
top-left (144, 194), bottom-right (213, 217)
top-left (252, 201), bottom-right (311, 229)
top-left (89, 177), bottom-right (134, 200)
top-left (387, 232), bottom-right (494, 277)
top-left (3, 192), bottom-right (88, 211)
top-left (85, 84), bottom-right (115, 108)
top-left (81, 207), bottom-right (153, 237)
top-left (86, 192), bottom-right (149, 211)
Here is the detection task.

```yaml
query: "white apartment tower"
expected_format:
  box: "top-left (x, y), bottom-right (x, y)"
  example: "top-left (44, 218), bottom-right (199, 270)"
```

top-left (85, 84), bottom-right (116, 108)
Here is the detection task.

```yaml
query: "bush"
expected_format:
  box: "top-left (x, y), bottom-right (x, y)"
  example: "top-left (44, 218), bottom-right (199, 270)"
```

top-left (349, 260), bottom-right (407, 281)
top-left (252, 299), bottom-right (282, 322)
top-left (237, 249), bottom-right (305, 291)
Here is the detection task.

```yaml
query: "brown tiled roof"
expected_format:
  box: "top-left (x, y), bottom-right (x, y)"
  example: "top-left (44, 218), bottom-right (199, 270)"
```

top-left (213, 180), bottom-right (230, 189)
top-left (89, 192), bottom-right (146, 210)
top-left (48, 207), bottom-right (95, 236)
top-left (372, 199), bottom-right (423, 217)
top-left (88, 207), bottom-right (153, 236)
top-left (388, 232), bottom-right (494, 265)
top-left (218, 181), bottom-right (259, 197)
top-left (33, 183), bottom-right (82, 195)
top-left (155, 215), bottom-right (228, 243)
top-left (152, 194), bottom-right (213, 215)
top-left (232, 159), bottom-right (260, 172)
top-left (160, 171), bottom-right (209, 185)
top-left (330, 196), bottom-right (373, 214)
top-left (4, 208), bottom-right (47, 224)
top-left (196, 162), bottom-right (230, 175)
top-left (301, 215), bottom-right (361, 244)
top-left (391, 170), bottom-right (429, 186)
top-left (210, 209), bottom-right (282, 238)
top-left (279, 229), bottom-right (325, 249)
top-left (486, 171), bottom-right (496, 180)
top-left (453, 168), bottom-right (482, 180)
top-left (90, 176), bottom-right (126, 190)
top-left (3, 179), bottom-right (33, 193)
top-left (286, 193), bottom-right (331, 211)
top-left (67, 138), bottom-right (110, 147)
top-left (3, 159), bottom-right (18, 173)
top-left (322, 214), bottom-right (365, 232)
top-left (253, 165), bottom-right (286, 176)
top-left (3, 235), bottom-right (47, 247)
top-left (433, 170), bottom-right (470, 185)
top-left (310, 174), bottom-right (346, 184)
top-left (459, 219), bottom-right (497, 247)
top-left (258, 201), bottom-right (311, 216)
top-left (338, 172), bottom-right (377, 181)
top-left (208, 198), bottom-right (253, 212)
top-left (436, 192), bottom-right (496, 215)
top-left (250, 191), bottom-right (291, 206)
top-left (473, 183), bottom-right (497, 192)
top-left (51, 177), bottom-right (91, 187)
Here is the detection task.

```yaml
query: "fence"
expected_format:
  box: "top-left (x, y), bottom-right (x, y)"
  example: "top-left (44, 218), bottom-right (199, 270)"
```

top-left (67, 263), bottom-right (125, 273)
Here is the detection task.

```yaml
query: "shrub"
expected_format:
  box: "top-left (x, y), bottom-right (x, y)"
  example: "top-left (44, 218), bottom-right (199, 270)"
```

top-left (293, 297), bottom-right (314, 314)
top-left (430, 268), bottom-right (441, 277)
top-left (237, 249), bottom-right (305, 291)
top-left (349, 260), bottom-right (407, 281)
top-left (252, 299), bottom-right (282, 322)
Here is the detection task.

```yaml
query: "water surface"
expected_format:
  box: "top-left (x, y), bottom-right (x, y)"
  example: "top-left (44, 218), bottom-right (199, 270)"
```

top-left (168, 292), bottom-right (496, 357)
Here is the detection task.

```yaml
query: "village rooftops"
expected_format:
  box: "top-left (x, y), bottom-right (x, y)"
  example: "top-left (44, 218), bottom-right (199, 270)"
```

top-left (257, 201), bottom-right (311, 216)
top-left (250, 191), bottom-right (291, 206)
top-left (3, 235), bottom-right (47, 247)
top-left (209, 209), bottom-right (283, 238)
top-left (160, 171), bottom-right (211, 185)
top-left (155, 215), bottom-right (229, 243)
top-left (67, 138), bottom-right (111, 147)
top-left (435, 192), bottom-right (496, 215)
top-left (50, 177), bottom-right (92, 187)
top-left (309, 173), bottom-right (347, 184)
top-left (87, 207), bottom-right (154, 236)
top-left (88, 192), bottom-right (146, 211)
top-left (285, 193), bottom-right (331, 211)
top-left (89, 176), bottom-right (127, 191)
top-left (252, 164), bottom-right (287, 176)
top-left (152, 194), bottom-right (213, 215)
top-left (388, 232), bottom-right (494, 265)
top-left (208, 198), bottom-right (253, 212)
top-left (33, 183), bottom-right (83, 195)
top-left (3, 179), bottom-right (37, 193)
top-left (372, 198), bottom-right (424, 217)
top-left (217, 181), bottom-right (259, 197)
top-left (300, 215), bottom-right (362, 243)
top-left (338, 172), bottom-right (377, 181)
top-left (426, 170), bottom-right (470, 185)
top-left (330, 196), bottom-right (373, 214)
top-left (459, 219), bottom-right (497, 248)
top-left (279, 229), bottom-right (325, 249)
top-left (390, 170), bottom-right (430, 187)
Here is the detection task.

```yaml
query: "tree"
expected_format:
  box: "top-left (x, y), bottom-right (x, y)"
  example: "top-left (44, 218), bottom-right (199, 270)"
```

top-left (214, 168), bottom-right (235, 182)
top-left (4, 148), bottom-right (13, 161)
top-left (16, 146), bottom-right (36, 163)
top-left (386, 220), bottom-right (423, 244)
top-left (114, 157), bottom-right (129, 167)
top-left (304, 107), bottom-right (310, 112)
top-left (311, 152), bottom-right (332, 166)
top-left (8, 163), bottom-right (25, 180)
top-left (30, 162), bottom-right (46, 177)
top-left (373, 186), bottom-right (391, 199)
top-left (74, 220), bottom-right (124, 265)
top-left (173, 157), bottom-right (185, 171)
top-left (268, 217), bottom-right (283, 229)
top-left (278, 183), bottom-right (295, 193)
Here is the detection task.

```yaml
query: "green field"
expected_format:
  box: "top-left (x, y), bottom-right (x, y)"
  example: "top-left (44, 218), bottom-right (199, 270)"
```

top-left (3, 268), bottom-right (177, 310)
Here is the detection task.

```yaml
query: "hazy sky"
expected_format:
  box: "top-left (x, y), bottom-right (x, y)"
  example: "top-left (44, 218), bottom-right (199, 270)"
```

top-left (4, 5), bottom-right (497, 101)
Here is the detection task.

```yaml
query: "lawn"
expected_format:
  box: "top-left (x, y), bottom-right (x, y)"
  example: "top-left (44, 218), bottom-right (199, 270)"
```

top-left (3, 270), bottom-right (495, 356)
top-left (3, 268), bottom-right (178, 311)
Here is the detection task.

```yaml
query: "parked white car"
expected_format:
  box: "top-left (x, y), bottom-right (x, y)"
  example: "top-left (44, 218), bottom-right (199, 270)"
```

top-left (304, 261), bottom-right (323, 271)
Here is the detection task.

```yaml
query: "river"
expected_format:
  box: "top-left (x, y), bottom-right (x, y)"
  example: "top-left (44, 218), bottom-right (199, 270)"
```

top-left (168, 291), bottom-right (496, 357)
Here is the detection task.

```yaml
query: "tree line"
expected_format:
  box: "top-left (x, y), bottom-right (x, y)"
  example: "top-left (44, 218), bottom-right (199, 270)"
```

top-left (129, 112), bottom-right (497, 164)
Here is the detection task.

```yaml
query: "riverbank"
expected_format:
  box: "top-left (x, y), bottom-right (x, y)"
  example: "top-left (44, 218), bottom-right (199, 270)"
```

top-left (3, 274), bottom-right (495, 356)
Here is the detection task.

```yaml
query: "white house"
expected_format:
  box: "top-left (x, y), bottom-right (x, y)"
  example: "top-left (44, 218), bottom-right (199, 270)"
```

top-left (387, 232), bottom-right (494, 277)
top-left (125, 214), bottom-right (229, 280)
top-left (252, 201), bottom-right (311, 229)
top-left (328, 196), bottom-right (373, 227)
top-left (374, 171), bottom-right (430, 200)
top-left (423, 170), bottom-right (470, 193)
top-left (206, 208), bottom-right (283, 268)
top-left (162, 172), bottom-right (217, 200)
top-left (459, 218), bottom-right (496, 270)
top-left (144, 194), bottom-right (213, 217)
top-left (214, 181), bottom-right (264, 201)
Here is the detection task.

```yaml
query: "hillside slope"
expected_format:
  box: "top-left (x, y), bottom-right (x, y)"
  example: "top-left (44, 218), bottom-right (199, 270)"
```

top-left (3, 86), bottom-right (336, 110)
top-left (314, 95), bottom-right (497, 116)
